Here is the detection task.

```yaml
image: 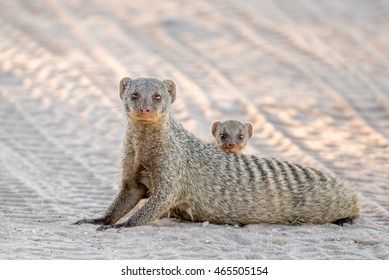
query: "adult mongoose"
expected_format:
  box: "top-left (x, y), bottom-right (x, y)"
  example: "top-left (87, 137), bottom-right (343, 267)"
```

top-left (75, 77), bottom-right (360, 230)
top-left (212, 120), bottom-right (253, 153)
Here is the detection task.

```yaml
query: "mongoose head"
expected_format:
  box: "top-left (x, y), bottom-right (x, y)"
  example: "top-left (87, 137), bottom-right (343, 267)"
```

top-left (211, 120), bottom-right (253, 153)
top-left (119, 77), bottom-right (176, 122)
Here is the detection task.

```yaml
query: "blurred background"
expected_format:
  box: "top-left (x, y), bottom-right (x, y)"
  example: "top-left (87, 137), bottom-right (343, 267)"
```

top-left (0, 0), bottom-right (388, 259)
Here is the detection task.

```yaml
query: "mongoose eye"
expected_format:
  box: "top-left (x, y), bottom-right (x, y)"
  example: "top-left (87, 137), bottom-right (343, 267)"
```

top-left (238, 134), bottom-right (244, 140)
top-left (220, 134), bottom-right (227, 140)
top-left (154, 94), bottom-right (161, 101)
top-left (131, 92), bottom-right (139, 101)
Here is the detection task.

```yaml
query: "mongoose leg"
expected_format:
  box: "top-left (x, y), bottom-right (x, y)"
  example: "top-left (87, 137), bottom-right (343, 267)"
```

top-left (94, 191), bottom-right (173, 230)
top-left (108, 183), bottom-right (175, 229)
top-left (95, 222), bottom-right (126, 231)
top-left (74, 180), bottom-right (147, 225)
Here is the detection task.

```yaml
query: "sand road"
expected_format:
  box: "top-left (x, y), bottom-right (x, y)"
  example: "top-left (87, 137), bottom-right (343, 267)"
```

top-left (0, 0), bottom-right (388, 259)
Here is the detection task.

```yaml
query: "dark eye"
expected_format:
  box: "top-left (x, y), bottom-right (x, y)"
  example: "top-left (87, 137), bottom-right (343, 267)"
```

top-left (238, 134), bottom-right (244, 140)
top-left (220, 134), bottom-right (226, 140)
top-left (154, 94), bottom-right (161, 101)
top-left (131, 92), bottom-right (139, 101)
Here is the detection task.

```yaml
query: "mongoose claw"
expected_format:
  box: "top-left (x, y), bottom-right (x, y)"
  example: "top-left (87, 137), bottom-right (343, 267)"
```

top-left (332, 218), bottom-right (353, 226)
top-left (72, 219), bottom-right (91, 225)
top-left (96, 224), bottom-right (114, 231)
top-left (116, 225), bottom-right (125, 233)
top-left (113, 222), bottom-right (132, 232)
top-left (96, 223), bottom-right (129, 232)
top-left (113, 222), bottom-right (127, 231)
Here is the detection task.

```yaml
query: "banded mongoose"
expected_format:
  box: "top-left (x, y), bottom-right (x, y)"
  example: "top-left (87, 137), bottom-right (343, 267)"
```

top-left (212, 120), bottom-right (253, 153)
top-left (75, 77), bottom-right (360, 230)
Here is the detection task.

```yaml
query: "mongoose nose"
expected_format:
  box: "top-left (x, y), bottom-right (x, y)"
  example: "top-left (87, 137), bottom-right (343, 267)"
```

top-left (140, 108), bottom-right (150, 114)
top-left (227, 142), bottom-right (236, 148)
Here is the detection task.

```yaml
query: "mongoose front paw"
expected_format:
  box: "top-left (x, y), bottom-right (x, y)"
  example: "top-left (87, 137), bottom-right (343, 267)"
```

top-left (96, 224), bottom-right (115, 231)
top-left (96, 223), bottom-right (128, 231)
top-left (332, 218), bottom-right (353, 226)
top-left (111, 221), bottom-right (136, 231)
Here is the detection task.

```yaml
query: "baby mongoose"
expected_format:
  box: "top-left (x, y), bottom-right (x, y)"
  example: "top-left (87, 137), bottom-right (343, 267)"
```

top-left (212, 120), bottom-right (253, 153)
top-left (75, 77), bottom-right (360, 230)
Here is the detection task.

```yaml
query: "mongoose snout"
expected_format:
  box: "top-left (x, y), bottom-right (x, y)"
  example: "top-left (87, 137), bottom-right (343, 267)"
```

top-left (227, 142), bottom-right (237, 149)
top-left (221, 142), bottom-right (239, 153)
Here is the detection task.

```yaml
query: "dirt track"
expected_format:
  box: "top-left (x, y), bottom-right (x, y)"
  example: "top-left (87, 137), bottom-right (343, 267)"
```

top-left (0, 0), bottom-right (388, 259)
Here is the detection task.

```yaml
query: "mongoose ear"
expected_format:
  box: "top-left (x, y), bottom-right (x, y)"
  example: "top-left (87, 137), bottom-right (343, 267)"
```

top-left (245, 123), bottom-right (253, 138)
top-left (162, 79), bottom-right (177, 104)
top-left (119, 77), bottom-right (132, 100)
top-left (211, 121), bottom-right (222, 137)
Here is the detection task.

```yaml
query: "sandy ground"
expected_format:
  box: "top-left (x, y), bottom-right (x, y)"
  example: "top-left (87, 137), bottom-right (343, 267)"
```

top-left (0, 0), bottom-right (388, 260)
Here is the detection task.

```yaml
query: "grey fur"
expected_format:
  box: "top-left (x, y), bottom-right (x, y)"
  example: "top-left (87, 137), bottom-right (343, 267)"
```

top-left (75, 77), bottom-right (360, 229)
